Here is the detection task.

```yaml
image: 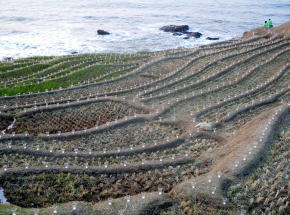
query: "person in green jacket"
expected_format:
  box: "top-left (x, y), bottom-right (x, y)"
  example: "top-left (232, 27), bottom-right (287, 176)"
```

top-left (263, 21), bottom-right (268, 28)
top-left (268, 19), bottom-right (273, 28)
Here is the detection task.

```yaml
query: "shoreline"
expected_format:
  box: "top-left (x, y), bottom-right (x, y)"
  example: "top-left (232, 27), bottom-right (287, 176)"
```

top-left (1, 20), bottom-right (289, 62)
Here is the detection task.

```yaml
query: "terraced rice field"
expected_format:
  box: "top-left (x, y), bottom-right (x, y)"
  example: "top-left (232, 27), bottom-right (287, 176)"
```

top-left (0, 24), bottom-right (289, 215)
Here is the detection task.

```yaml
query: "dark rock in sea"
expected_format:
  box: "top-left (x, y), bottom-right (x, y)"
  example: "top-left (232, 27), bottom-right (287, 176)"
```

top-left (71, 51), bottom-right (78, 54)
top-left (173, 32), bottom-right (183, 36)
top-left (183, 36), bottom-right (190, 40)
top-left (185, 32), bottom-right (202, 38)
top-left (3, 57), bottom-right (13, 61)
top-left (160, 25), bottom-right (189, 33)
top-left (206, 37), bottom-right (219, 40)
top-left (97, 30), bottom-right (110, 35)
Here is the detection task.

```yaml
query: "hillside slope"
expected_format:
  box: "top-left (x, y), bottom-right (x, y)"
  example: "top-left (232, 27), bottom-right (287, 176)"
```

top-left (0, 21), bottom-right (289, 215)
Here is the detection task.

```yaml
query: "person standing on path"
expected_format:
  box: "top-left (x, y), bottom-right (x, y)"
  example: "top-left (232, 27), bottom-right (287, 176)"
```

top-left (268, 19), bottom-right (273, 28)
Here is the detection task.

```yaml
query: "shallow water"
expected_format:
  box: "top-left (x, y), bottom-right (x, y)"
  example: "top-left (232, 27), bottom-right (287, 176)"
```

top-left (0, 187), bottom-right (8, 204)
top-left (0, 0), bottom-right (289, 59)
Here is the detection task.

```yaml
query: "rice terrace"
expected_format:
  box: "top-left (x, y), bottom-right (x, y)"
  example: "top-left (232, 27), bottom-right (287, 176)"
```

top-left (0, 23), bottom-right (289, 215)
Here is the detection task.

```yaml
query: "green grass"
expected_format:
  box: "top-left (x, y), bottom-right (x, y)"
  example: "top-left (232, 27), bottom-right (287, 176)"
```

top-left (0, 65), bottom-right (129, 96)
top-left (0, 204), bottom-right (31, 215)
top-left (0, 62), bottom-right (35, 73)
top-left (0, 64), bottom-right (52, 79)
top-left (0, 52), bottom-right (151, 97)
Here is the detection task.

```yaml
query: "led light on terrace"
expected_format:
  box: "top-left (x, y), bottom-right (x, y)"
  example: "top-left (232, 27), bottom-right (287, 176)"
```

top-left (12, 208), bottom-right (17, 215)
top-left (107, 197), bottom-right (113, 206)
top-left (23, 143), bottom-right (27, 149)
top-left (189, 181), bottom-right (196, 189)
top-left (115, 146), bottom-right (121, 153)
top-left (25, 162), bottom-right (29, 169)
top-left (221, 197), bottom-right (228, 205)
top-left (240, 209), bottom-right (247, 215)
top-left (72, 202), bottom-right (77, 211)
top-left (158, 187), bottom-right (163, 195)
top-left (123, 161), bottom-right (128, 167)
top-left (33, 208), bottom-right (40, 215)
top-left (82, 161), bottom-right (89, 169)
top-left (53, 205), bottom-right (58, 214)
top-left (104, 162), bottom-right (108, 168)
top-left (3, 165), bottom-right (8, 171)
top-left (125, 195), bottom-right (131, 203)
top-left (253, 143), bottom-right (257, 149)
top-left (207, 176), bottom-right (212, 183)
top-left (234, 161), bottom-right (239, 168)
top-left (64, 162), bottom-right (69, 169)
top-left (211, 187), bottom-right (216, 195)
top-left (44, 162), bottom-right (49, 168)
top-left (12, 132), bottom-right (15, 137)
top-left (74, 148), bottom-right (78, 154)
top-left (8, 142), bottom-right (12, 149)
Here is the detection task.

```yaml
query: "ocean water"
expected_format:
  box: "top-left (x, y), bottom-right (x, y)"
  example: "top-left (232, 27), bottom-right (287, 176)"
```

top-left (0, 0), bottom-right (289, 60)
top-left (0, 188), bottom-right (8, 204)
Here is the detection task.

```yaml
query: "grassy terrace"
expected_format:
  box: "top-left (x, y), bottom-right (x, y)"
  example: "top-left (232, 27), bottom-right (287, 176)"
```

top-left (0, 22), bottom-right (289, 215)
top-left (0, 53), bottom-right (153, 97)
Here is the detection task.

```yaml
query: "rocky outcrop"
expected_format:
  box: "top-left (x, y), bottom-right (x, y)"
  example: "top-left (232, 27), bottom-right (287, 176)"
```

top-left (160, 25), bottom-right (189, 33)
top-left (195, 122), bottom-right (215, 131)
top-left (206, 37), bottom-right (219, 40)
top-left (160, 25), bottom-right (203, 39)
top-left (3, 57), bottom-right (13, 61)
top-left (172, 32), bottom-right (183, 36)
top-left (185, 32), bottom-right (203, 38)
top-left (97, 30), bottom-right (110, 35)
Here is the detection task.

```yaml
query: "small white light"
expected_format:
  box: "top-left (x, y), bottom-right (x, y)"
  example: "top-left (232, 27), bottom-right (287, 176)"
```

top-left (72, 203), bottom-right (77, 211)
top-left (108, 198), bottom-right (113, 206)
top-left (191, 182), bottom-right (196, 189)
top-left (158, 187), bottom-right (163, 195)
top-left (34, 208), bottom-right (40, 215)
